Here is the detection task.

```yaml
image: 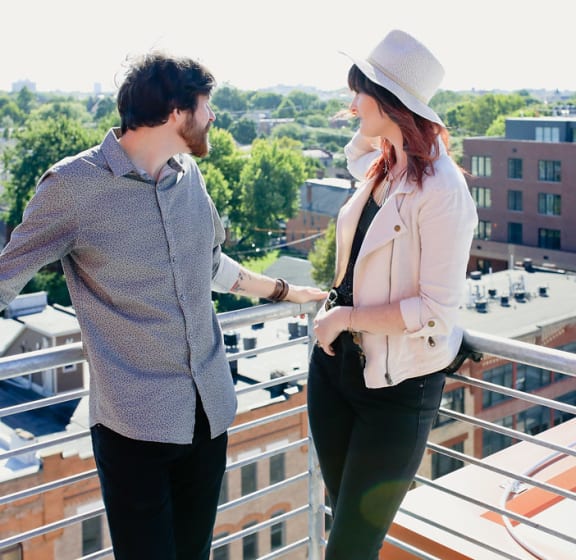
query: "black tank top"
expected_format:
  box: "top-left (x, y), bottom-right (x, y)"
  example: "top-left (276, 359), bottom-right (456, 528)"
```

top-left (335, 195), bottom-right (380, 306)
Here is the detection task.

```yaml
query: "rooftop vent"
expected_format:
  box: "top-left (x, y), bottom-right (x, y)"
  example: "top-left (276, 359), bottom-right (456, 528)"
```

top-left (3, 292), bottom-right (48, 319)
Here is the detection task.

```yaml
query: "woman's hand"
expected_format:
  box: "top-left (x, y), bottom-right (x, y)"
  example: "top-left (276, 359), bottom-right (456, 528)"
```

top-left (313, 305), bottom-right (350, 356)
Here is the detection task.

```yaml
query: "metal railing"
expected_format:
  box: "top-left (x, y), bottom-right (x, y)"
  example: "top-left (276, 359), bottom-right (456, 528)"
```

top-left (0, 301), bottom-right (575, 559)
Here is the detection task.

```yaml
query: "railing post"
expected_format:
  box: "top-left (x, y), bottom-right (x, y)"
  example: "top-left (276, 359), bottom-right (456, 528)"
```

top-left (306, 309), bottom-right (325, 560)
top-left (307, 435), bottom-right (325, 560)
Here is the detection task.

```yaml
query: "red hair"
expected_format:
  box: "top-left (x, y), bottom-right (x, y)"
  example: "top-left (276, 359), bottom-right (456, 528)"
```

top-left (347, 65), bottom-right (450, 189)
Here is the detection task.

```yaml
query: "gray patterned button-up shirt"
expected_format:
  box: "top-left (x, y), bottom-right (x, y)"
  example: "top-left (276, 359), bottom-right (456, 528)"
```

top-left (0, 128), bottom-right (239, 443)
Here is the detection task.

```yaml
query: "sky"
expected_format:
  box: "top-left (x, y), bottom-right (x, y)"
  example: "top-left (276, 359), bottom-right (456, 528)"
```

top-left (2, 0), bottom-right (575, 95)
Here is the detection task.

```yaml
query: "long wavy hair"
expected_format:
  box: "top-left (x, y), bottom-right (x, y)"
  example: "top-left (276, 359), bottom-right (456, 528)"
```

top-left (347, 64), bottom-right (450, 189)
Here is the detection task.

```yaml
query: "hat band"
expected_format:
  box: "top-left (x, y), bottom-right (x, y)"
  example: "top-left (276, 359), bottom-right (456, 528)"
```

top-left (367, 56), bottom-right (430, 104)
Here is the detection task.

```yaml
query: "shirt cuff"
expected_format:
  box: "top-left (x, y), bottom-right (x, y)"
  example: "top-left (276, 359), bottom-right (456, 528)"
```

top-left (212, 253), bottom-right (241, 293)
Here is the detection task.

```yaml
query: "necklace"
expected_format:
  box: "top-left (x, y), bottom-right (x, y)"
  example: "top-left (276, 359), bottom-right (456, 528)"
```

top-left (374, 175), bottom-right (394, 207)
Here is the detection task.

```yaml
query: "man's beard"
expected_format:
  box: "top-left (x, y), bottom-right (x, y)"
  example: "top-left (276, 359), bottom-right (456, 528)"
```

top-left (178, 113), bottom-right (211, 157)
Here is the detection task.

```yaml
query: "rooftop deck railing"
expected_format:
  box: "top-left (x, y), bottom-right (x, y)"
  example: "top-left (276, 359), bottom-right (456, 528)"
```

top-left (0, 301), bottom-right (575, 559)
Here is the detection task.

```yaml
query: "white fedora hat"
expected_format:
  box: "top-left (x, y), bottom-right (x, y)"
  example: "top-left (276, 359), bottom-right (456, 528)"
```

top-left (342, 29), bottom-right (445, 126)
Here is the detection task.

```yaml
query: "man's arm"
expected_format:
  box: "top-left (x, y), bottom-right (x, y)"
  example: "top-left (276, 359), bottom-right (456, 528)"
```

top-left (212, 253), bottom-right (327, 304)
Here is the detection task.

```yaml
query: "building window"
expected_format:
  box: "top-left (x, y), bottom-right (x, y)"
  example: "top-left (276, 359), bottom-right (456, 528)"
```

top-left (535, 126), bottom-right (560, 143)
top-left (538, 228), bottom-right (561, 249)
top-left (538, 160), bottom-right (561, 182)
top-left (554, 390), bottom-right (576, 425)
top-left (516, 405), bottom-right (551, 436)
top-left (82, 516), bottom-right (102, 555)
top-left (507, 158), bottom-right (523, 179)
top-left (515, 364), bottom-right (551, 392)
top-left (242, 523), bottom-right (258, 560)
top-left (213, 533), bottom-right (230, 560)
top-left (269, 453), bottom-right (285, 485)
top-left (508, 223), bottom-right (523, 244)
top-left (538, 193), bottom-right (561, 216)
top-left (0, 545), bottom-right (22, 560)
top-left (474, 220), bottom-right (492, 240)
top-left (471, 156), bottom-right (492, 177)
top-left (434, 387), bottom-right (465, 427)
top-left (507, 190), bottom-right (523, 211)
top-left (476, 259), bottom-right (493, 274)
top-left (432, 441), bottom-right (464, 479)
top-left (471, 186), bottom-right (491, 208)
top-left (482, 364), bottom-right (513, 408)
top-left (241, 462), bottom-right (257, 496)
top-left (270, 511), bottom-right (285, 551)
top-left (218, 472), bottom-right (228, 505)
top-left (483, 415), bottom-right (514, 457)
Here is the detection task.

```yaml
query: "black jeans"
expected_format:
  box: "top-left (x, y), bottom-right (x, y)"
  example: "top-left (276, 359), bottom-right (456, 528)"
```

top-left (90, 400), bottom-right (227, 560)
top-left (307, 332), bottom-right (446, 560)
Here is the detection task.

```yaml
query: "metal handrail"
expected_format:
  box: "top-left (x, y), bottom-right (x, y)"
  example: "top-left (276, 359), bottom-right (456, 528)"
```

top-left (1, 301), bottom-right (575, 560)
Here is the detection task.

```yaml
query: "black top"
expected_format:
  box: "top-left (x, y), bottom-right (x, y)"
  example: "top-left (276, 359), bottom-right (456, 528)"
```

top-left (335, 195), bottom-right (380, 306)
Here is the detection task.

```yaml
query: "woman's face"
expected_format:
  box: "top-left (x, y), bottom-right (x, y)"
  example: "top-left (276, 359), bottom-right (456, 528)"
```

top-left (350, 91), bottom-right (397, 140)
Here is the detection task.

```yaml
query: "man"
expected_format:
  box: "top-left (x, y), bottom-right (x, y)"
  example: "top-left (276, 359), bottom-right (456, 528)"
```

top-left (0, 52), bottom-right (326, 559)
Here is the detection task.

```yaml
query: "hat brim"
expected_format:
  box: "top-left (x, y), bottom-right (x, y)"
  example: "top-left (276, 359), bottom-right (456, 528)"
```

top-left (341, 52), bottom-right (445, 127)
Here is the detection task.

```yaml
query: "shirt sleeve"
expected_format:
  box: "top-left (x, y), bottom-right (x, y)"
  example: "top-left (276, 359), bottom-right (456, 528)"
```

top-left (399, 166), bottom-right (478, 338)
top-left (344, 131), bottom-right (381, 180)
top-left (211, 253), bottom-right (241, 293)
top-left (0, 171), bottom-right (78, 310)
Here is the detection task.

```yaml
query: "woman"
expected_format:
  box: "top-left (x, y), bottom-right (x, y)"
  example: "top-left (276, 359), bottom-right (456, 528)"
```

top-left (308, 30), bottom-right (478, 559)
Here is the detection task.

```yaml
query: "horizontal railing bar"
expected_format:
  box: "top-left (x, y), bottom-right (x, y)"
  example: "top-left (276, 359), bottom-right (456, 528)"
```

top-left (464, 329), bottom-right (576, 376)
top-left (412, 474), bottom-right (576, 545)
top-left (0, 387), bottom-right (89, 418)
top-left (0, 505), bottom-right (105, 549)
top-left (234, 371), bottom-right (307, 396)
top-left (0, 343), bottom-right (85, 380)
top-left (255, 537), bottom-right (309, 560)
top-left (228, 405), bottom-right (307, 436)
top-left (439, 408), bottom-right (576, 458)
top-left (226, 438), bottom-right (307, 471)
top-left (383, 535), bottom-right (445, 560)
top-left (427, 442), bottom-right (576, 501)
top-left (227, 335), bottom-right (308, 361)
top-left (0, 428), bottom-right (90, 462)
top-left (78, 548), bottom-right (113, 560)
top-left (217, 472), bottom-right (308, 513)
top-left (213, 505), bottom-right (307, 547)
top-left (449, 372), bottom-right (576, 415)
top-left (218, 301), bottom-right (320, 330)
top-left (0, 468), bottom-right (98, 507)
top-left (396, 507), bottom-right (525, 560)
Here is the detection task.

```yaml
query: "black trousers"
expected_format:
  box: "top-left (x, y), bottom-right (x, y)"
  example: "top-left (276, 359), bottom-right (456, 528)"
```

top-left (90, 400), bottom-right (227, 560)
top-left (308, 332), bottom-right (445, 560)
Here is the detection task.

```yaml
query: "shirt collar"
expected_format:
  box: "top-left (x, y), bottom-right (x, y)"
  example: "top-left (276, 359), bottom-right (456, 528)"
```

top-left (101, 128), bottom-right (185, 181)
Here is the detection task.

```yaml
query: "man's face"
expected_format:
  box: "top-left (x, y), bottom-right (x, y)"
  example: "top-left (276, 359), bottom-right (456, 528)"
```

top-left (178, 95), bottom-right (215, 157)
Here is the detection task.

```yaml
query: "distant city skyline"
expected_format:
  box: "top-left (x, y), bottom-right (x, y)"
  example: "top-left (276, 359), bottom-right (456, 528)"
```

top-left (3, 0), bottom-right (575, 95)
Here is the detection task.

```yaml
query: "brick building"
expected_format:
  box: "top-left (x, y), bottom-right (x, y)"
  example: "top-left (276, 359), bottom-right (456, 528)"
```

top-left (463, 116), bottom-right (576, 274)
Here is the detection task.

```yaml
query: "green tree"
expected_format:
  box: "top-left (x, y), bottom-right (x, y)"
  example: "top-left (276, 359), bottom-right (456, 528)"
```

top-left (273, 97), bottom-right (297, 118)
top-left (248, 91), bottom-right (283, 111)
top-left (16, 87), bottom-right (35, 114)
top-left (212, 85), bottom-right (248, 113)
top-left (200, 127), bottom-right (246, 226)
top-left (238, 137), bottom-right (307, 250)
top-left (287, 90), bottom-right (321, 113)
top-left (29, 100), bottom-right (92, 124)
top-left (2, 117), bottom-right (100, 228)
top-left (308, 220), bottom-right (336, 289)
top-left (230, 117), bottom-right (257, 145)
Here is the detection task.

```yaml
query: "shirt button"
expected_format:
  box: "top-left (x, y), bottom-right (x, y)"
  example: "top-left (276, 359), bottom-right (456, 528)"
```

top-left (428, 320), bottom-right (435, 328)
top-left (394, 225), bottom-right (401, 232)
top-left (171, 256), bottom-right (177, 263)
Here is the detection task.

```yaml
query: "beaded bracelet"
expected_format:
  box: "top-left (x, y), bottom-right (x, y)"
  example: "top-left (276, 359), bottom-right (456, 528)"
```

top-left (269, 278), bottom-right (289, 302)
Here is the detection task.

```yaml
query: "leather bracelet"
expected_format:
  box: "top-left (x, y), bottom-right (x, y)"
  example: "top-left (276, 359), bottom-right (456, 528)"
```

top-left (269, 278), bottom-right (289, 302)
